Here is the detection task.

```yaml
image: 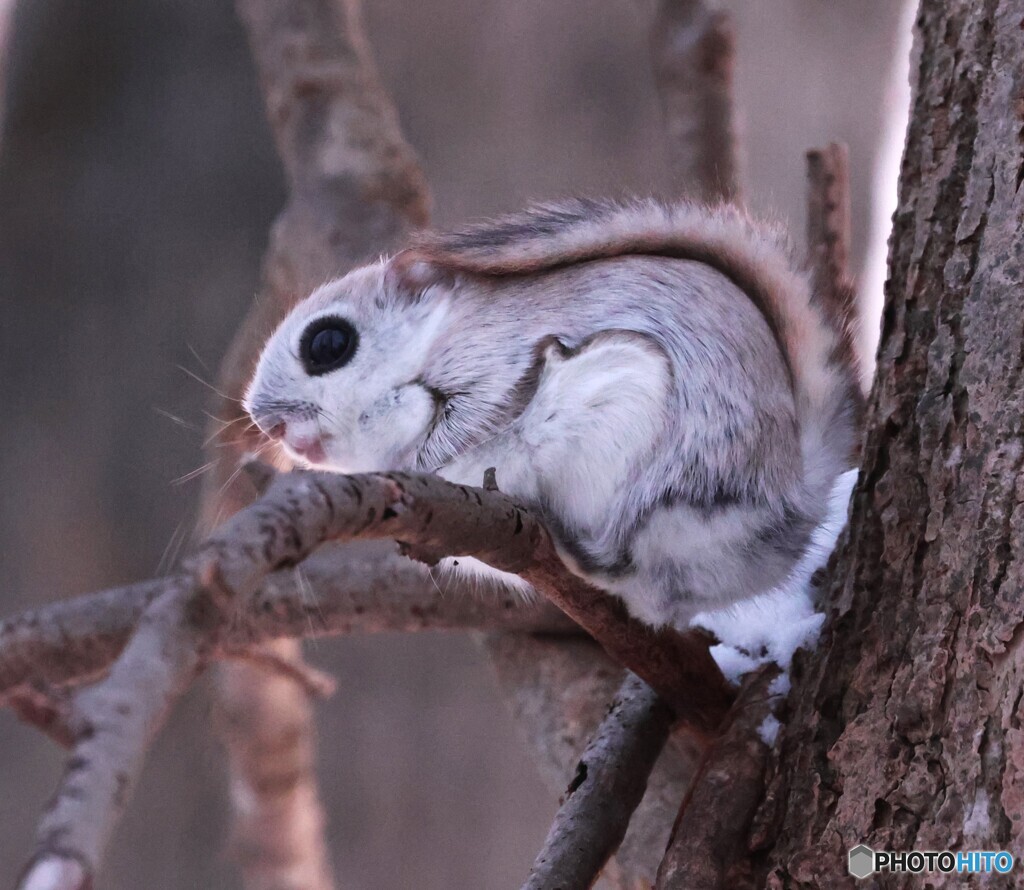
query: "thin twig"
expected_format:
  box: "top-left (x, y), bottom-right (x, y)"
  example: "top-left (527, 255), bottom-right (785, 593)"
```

top-left (222, 643), bottom-right (337, 698)
top-left (806, 143), bottom-right (853, 310)
top-left (523, 673), bottom-right (674, 890)
top-left (806, 142), bottom-right (861, 387)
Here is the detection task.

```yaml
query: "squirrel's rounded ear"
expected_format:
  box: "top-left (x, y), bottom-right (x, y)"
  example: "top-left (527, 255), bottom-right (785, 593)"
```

top-left (385, 250), bottom-right (455, 301)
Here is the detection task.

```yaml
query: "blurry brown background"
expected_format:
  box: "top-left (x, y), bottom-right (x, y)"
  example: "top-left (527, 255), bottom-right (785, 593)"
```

top-left (0, 1), bottom-right (907, 886)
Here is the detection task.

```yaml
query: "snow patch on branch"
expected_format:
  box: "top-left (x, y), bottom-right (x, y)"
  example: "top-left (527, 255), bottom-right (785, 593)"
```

top-left (692, 469), bottom-right (857, 684)
top-left (758, 714), bottom-right (782, 746)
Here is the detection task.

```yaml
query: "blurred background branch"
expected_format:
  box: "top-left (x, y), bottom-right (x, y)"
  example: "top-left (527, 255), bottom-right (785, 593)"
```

top-left (0, 0), bottom-right (15, 148)
top-left (650, 0), bottom-right (738, 202)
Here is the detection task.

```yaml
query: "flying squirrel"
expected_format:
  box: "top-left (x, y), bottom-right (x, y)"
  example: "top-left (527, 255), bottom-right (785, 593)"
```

top-left (244, 198), bottom-right (864, 629)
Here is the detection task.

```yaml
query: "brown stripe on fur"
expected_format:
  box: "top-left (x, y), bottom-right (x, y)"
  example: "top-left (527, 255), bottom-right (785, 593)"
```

top-left (406, 199), bottom-right (866, 407)
top-left (407, 199), bottom-right (799, 382)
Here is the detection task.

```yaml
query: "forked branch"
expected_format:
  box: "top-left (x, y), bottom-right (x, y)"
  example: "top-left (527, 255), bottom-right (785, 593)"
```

top-left (14, 467), bottom-right (731, 890)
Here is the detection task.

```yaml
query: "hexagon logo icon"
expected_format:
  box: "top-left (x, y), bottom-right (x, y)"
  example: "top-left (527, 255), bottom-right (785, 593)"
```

top-left (848, 845), bottom-right (875, 880)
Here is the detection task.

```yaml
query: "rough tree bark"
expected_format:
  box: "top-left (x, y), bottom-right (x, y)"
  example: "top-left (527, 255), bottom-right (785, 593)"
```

top-left (743, 2), bottom-right (1024, 886)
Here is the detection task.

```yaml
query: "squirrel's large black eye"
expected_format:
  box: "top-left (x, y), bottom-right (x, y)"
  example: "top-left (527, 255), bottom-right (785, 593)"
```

top-left (300, 316), bottom-right (359, 376)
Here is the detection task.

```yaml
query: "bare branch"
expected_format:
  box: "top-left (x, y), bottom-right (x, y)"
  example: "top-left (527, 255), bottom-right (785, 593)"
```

top-left (0, 579), bottom-right (165, 699)
top-left (0, 542), bottom-right (573, 701)
top-left (523, 673), bottom-right (674, 890)
top-left (193, 471), bottom-right (538, 603)
top-left (217, 638), bottom-right (332, 890)
top-left (522, 558), bottom-right (733, 733)
top-left (650, 0), bottom-right (739, 202)
top-left (19, 581), bottom-right (203, 890)
top-left (655, 667), bottom-right (779, 889)
top-left (806, 142), bottom-right (853, 305)
top-left (16, 467), bottom-right (727, 886)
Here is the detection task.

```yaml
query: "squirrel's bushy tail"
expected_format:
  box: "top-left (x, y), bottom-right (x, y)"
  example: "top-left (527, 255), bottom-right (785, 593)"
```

top-left (410, 198), bottom-right (864, 495)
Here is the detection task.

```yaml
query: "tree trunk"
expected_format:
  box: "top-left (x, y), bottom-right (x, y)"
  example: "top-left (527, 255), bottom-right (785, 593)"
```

top-left (752, 1), bottom-right (1024, 886)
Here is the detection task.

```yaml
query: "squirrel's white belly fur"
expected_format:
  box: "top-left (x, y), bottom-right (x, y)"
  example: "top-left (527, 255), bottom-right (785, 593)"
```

top-left (436, 328), bottom-right (672, 609)
top-left (434, 328), bottom-right (807, 626)
top-left (243, 199), bottom-right (863, 630)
